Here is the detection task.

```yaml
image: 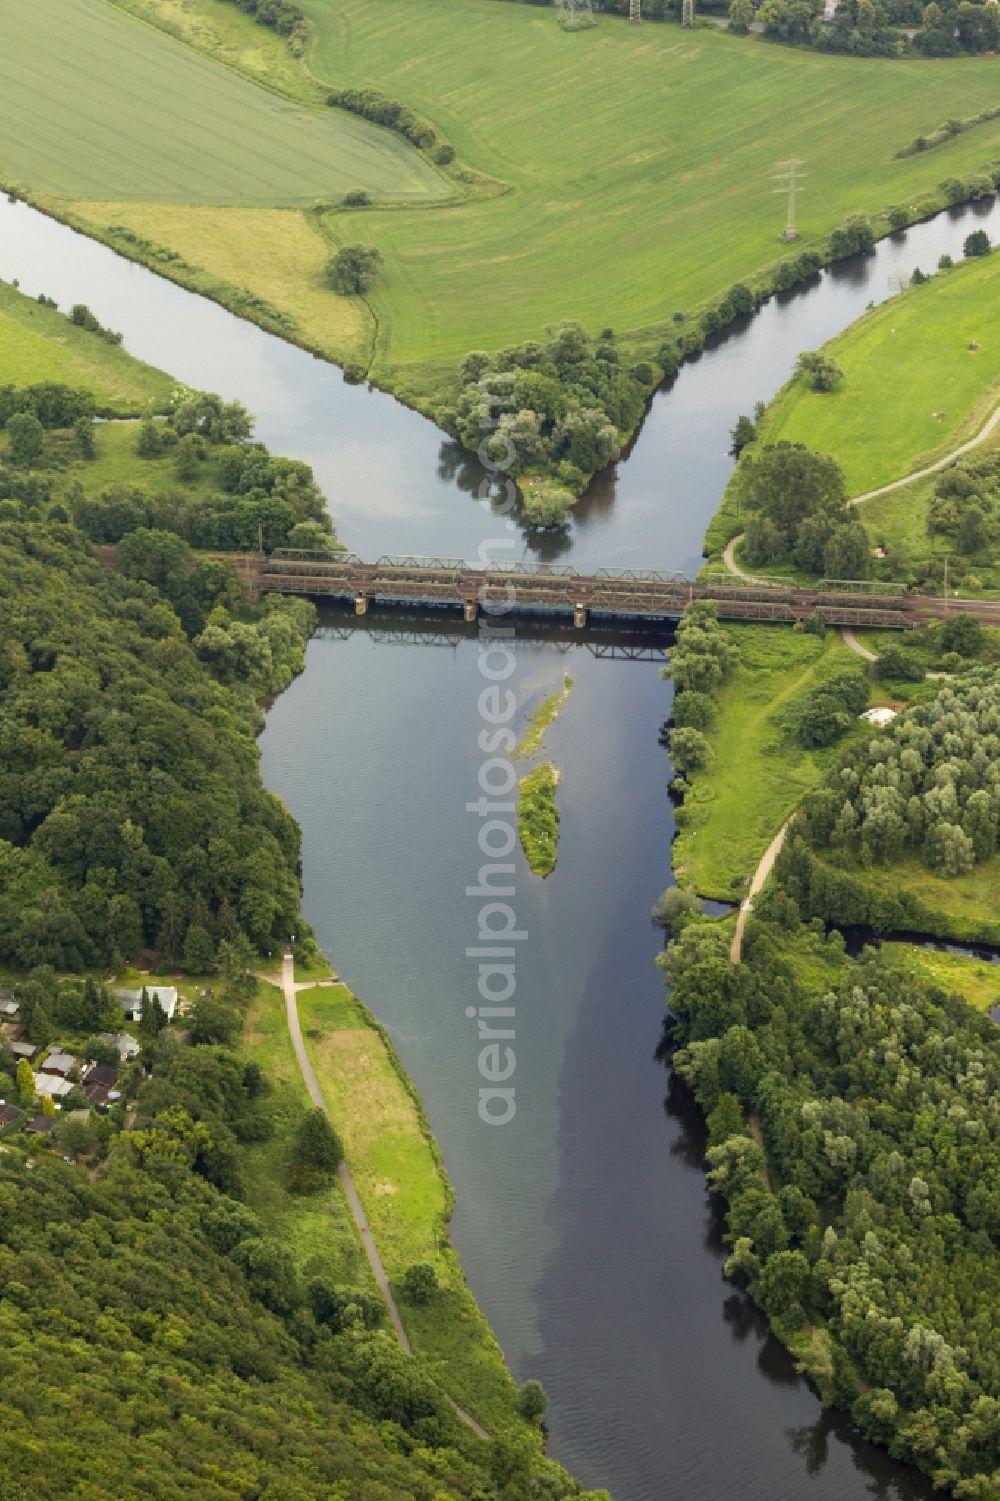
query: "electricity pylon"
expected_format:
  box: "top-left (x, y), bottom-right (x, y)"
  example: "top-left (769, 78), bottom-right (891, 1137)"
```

top-left (556, 0), bottom-right (595, 28)
top-left (773, 158), bottom-right (805, 241)
top-left (681, 0), bottom-right (694, 24)
top-left (630, 0), bottom-right (641, 21)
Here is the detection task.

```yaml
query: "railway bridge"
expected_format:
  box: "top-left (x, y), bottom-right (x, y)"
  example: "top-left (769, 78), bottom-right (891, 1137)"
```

top-left (234, 551), bottom-right (1000, 633)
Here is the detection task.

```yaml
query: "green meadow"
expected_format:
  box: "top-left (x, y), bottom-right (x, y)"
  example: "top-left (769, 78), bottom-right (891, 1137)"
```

top-left (302, 0), bottom-right (1000, 380)
top-left (296, 984), bottom-right (525, 1434)
top-left (673, 624), bottom-right (867, 900)
top-left (882, 941), bottom-right (1000, 1013)
top-left (0, 0), bottom-right (446, 205)
top-left (10, 0), bottom-right (1000, 399)
top-left (0, 280), bottom-right (173, 412)
top-left (761, 251), bottom-right (1000, 495)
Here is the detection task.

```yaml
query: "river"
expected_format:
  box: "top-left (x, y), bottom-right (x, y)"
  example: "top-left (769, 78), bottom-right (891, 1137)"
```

top-left (5, 191), bottom-right (997, 1499)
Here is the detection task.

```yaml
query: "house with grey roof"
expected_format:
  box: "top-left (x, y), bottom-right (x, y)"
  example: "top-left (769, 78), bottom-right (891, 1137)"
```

top-left (40, 1050), bottom-right (79, 1078)
top-left (97, 1032), bottom-right (141, 1061)
top-left (33, 1073), bottom-right (74, 1101)
top-left (114, 986), bottom-right (178, 1023)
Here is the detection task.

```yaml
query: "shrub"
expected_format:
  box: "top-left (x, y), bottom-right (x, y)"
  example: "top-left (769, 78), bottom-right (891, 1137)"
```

top-left (940, 613), bottom-right (983, 657)
top-left (873, 645), bottom-right (924, 681)
top-left (964, 229), bottom-right (991, 259)
top-left (293, 1108), bottom-right (343, 1174)
top-left (670, 725), bottom-right (712, 775)
top-left (795, 351), bottom-right (844, 393)
top-left (518, 1380), bottom-right (548, 1424)
top-left (522, 485), bottom-right (574, 528)
top-left (652, 885), bottom-right (699, 927)
top-left (433, 144), bottom-right (455, 165)
top-left (672, 689), bottom-right (716, 731)
top-left (325, 244), bottom-right (383, 295)
top-left (401, 1262), bottom-right (438, 1304)
top-left (341, 189), bottom-right (370, 208)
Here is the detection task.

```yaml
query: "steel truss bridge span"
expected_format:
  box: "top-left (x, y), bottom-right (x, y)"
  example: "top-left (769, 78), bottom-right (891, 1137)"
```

top-left (235, 552), bottom-right (954, 631)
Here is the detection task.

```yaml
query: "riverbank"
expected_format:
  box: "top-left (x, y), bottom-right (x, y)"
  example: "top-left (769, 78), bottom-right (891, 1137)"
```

top-left (704, 248), bottom-right (1000, 591)
top-left (671, 623), bottom-right (868, 900)
top-left (15, 0), bottom-right (1000, 502)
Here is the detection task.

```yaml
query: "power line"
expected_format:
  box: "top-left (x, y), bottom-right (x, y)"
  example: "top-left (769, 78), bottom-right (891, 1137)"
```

top-left (772, 158), bottom-right (806, 242)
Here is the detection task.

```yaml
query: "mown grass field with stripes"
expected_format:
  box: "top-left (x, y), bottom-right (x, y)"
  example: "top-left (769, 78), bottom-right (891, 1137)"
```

top-left (299, 0), bottom-right (1000, 376)
top-left (11, 0), bottom-right (1000, 395)
top-left (0, 0), bottom-right (446, 204)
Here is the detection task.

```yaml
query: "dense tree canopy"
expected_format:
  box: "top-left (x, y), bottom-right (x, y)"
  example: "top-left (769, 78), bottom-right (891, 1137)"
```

top-left (0, 518), bottom-right (313, 968)
top-left (666, 918), bottom-right (1000, 1497)
top-left (451, 321), bottom-right (660, 499)
top-left (735, 441), bottom-right (871, 579)
top-left (796, 669), bottom-right (1000, 875)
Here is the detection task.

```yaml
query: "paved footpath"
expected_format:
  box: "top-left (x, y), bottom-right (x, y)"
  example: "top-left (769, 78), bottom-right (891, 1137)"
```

top-left (278, 954), bottom-right (491, 1441)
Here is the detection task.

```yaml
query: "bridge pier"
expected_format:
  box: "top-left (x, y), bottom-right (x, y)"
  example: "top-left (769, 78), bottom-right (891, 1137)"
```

top-left (354, 593), bottom-right (370, 616)
top-left (463, 598), bottom-right (478, 623)
top-left (573, 603), bottom-right (588, 629)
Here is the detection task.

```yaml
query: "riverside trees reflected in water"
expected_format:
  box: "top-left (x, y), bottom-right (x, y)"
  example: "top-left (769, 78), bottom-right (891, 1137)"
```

top-left (1, 193), bottom-right (982, 1500)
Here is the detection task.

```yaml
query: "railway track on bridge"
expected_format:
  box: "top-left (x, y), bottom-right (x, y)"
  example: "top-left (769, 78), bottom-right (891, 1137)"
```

top-left (232, 551), bottom-right (1000, 632)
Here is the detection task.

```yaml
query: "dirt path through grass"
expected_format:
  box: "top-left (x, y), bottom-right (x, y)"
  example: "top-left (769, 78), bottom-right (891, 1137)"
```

top-left (279, 953), bottom-right (491, 1442)
top-left (729, 821), bottom-right (791, 963)
top-left (280, 952), bottom-right (412, 1350)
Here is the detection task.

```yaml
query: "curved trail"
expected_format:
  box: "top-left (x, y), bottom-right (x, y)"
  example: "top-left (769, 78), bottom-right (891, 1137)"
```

top-left (729, 821), bottom-right (791, 963)
top-left (277, 955), bottom-right (491, 1443)
top-left (839, 626), bottom-right (878, 661)
top-left (848, 398), bottom-right (1000, 507)
top-left (722, 396), bottom-right (1000, 584)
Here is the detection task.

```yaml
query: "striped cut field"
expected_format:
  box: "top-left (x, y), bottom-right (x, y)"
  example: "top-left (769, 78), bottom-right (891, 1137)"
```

top-left (0, 0), bottom-right (447, 204)
top-left (298, 0), bottom-right (1000, 371)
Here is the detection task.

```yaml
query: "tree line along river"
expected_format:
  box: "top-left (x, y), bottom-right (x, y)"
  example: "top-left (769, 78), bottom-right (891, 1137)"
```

top-left (5, 191), bottom-right (999, 1499)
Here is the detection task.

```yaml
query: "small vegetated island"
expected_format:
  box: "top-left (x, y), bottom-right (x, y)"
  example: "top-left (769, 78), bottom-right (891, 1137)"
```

top-left (0, 280), bottom-right (610, 1501)
top-left (10, 0), bottom-right (1000, 518)
top-left (516, 676), bottom-right (572, 875)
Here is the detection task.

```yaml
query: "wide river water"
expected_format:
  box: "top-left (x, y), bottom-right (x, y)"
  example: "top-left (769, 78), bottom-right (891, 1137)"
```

top-left (5, 192), bottom-right (998, 1499)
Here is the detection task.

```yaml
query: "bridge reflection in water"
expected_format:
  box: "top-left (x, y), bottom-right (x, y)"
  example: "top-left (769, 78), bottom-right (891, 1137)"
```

top-left (237, 551), bottom-right (962, 633)
top-left (312, 607), bottom-right (671, 661)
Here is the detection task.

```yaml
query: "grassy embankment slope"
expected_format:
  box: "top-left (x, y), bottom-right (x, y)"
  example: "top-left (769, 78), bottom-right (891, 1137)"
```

top-left (0, 279), bottom-right (173, 412)
top-left (243, 967), bottom-right (526, 1432)
top-left (295, 982), bottom-right (525, 1432)
top-left (15, 0), bottom-right (1000, 409)
top-left (705, 251), bottom-right (1000, 581)
top-left (882, 941), bottom-right (1000, 1012)
top-left (672, 625), bottom-right (871, 900)
top-left (0, 279), bottom-right (231, 496)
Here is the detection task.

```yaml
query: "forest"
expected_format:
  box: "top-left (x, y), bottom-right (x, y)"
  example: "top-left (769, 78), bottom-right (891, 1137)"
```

top-left (0, 375), bottom-right (336, 976)
top-left (795, 665), bottom-right (1000, 876)
top-left (0, 968), bottom-right (605, 1500)
top-left (666, 912), bottom-right (1000, 1497)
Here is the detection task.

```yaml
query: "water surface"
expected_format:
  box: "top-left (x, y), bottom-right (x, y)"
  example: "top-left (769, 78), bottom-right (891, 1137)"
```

top-left (3, 193), bottom-right (985, 1499)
